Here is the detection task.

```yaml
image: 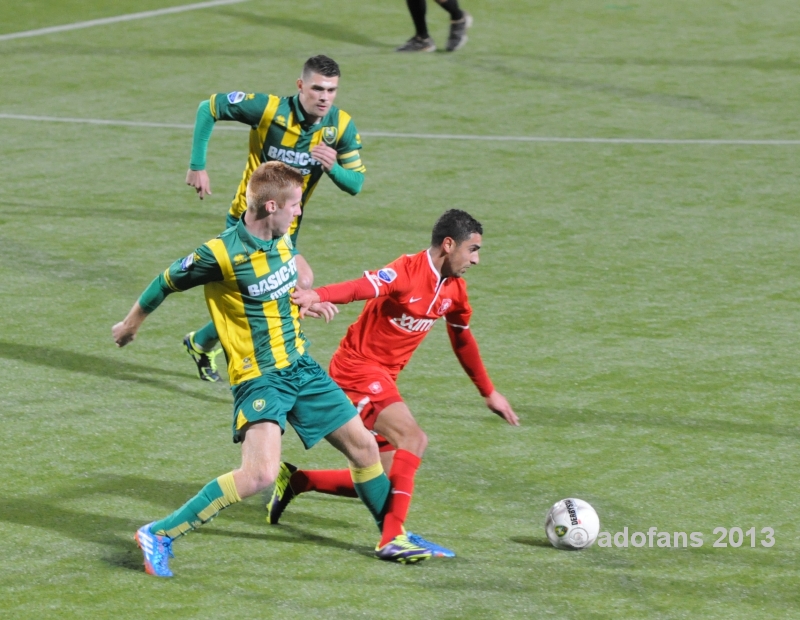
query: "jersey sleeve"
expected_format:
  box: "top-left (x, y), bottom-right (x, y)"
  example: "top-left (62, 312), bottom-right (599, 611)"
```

top-left (447, 323), bottom-right (494, 397)
top-left (336, 117), bottom-right (366, 173)
top-left (210, 92), bottom-right (271, 127)
top-left (138, 244), bottom-right (223, 313)
top-left (316, 256), bottom-right (413, 304)
top-left (444, 283), bottom-right (492, 396)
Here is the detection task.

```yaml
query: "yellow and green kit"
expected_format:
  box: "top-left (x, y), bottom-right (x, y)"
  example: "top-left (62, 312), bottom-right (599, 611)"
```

top-left (138, 218), bottom-right (356, 447)
top-left (190, 92), bottom-right (366, 242)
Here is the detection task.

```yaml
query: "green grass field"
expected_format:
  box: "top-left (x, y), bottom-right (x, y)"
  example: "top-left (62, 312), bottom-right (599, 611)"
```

top-left (1, 0), bottom-right (799, 617)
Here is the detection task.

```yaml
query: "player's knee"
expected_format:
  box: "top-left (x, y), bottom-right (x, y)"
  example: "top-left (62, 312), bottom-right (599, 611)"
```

top-left (238, 463), bottom-right (278, 495)
top-left (398, 427), bottom-right (427, 457)
top-left (348, 430), bottom-right (381, 468)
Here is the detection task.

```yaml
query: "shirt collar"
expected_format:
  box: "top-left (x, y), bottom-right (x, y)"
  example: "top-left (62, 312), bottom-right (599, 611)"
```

top-left (291, 94), bottom-right (308, 125)
top-left (291, 94), bottom-right (332, 127)
top-left (425, 248), bottom-right (444, 283)
top-left (236, 214), bottom-right (281, 254)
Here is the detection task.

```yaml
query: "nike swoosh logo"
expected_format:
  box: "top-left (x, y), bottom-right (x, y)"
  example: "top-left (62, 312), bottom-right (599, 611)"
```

top-left (409, 297), bottom-right (422, 303)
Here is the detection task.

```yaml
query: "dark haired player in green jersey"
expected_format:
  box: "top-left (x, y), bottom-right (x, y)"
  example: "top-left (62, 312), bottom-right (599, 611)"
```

top-left (113, 162), bottom-right (429, 576)
top-left (182, 55), bottom-right (366, 383)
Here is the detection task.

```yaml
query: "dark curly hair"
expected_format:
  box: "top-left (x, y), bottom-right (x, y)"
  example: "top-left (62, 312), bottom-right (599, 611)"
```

top-left (431, 209), bottom-right (483, 246)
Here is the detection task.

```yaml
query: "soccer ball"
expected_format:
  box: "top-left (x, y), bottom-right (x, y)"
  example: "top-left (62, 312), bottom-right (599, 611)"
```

top-left (544, 498), bottom-right (600, 550)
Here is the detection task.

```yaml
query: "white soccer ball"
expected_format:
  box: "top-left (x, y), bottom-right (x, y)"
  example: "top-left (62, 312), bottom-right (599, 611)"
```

top-left (545, 498), bottom-right (600, 550)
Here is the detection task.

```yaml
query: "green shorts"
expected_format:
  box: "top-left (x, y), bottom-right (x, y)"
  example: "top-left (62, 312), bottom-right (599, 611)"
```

top-left (230, 354), bottom-right (357, 449)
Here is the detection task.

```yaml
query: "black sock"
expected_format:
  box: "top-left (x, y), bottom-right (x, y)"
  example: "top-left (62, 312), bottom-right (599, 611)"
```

top-left (436, 0), bottom-right (464, 21)
top-left (405, 0), bottom-right (429, 38)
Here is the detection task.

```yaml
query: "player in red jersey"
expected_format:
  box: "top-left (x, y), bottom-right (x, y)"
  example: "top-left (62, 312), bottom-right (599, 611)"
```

top-left (266, 209), bottom-right (519, 558)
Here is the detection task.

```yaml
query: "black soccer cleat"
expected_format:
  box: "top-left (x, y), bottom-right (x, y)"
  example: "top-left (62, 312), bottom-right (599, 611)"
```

top-left (183, 332), bottom-right (222, 382)
top-left (446, 12), bottom-right (473, 52)
top-left (396, 36), bottom-right (437, 52)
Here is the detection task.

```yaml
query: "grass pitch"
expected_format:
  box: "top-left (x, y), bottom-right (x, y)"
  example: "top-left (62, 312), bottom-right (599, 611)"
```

top-left (1, 1), bottom-right (799, 618)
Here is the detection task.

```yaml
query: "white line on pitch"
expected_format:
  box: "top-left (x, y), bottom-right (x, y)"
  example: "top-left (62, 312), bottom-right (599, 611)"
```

top-left (0, 0), bottom-right (250, 42)
top-left (1, 113), bottom-right (798, 145)
top-left (363, 131), bottom-right (800, 146)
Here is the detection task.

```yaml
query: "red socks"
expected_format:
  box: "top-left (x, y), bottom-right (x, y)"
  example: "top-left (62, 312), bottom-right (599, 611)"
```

top-left (290, 468), bottom-right (359, 497)
top-left (289, 448), bottom-right (422, 547)
top-left (379, 449), bottom-right (422, 546)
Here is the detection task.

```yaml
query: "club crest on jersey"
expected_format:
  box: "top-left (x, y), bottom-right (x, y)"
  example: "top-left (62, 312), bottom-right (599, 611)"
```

top-left (322, 126), bottom-right (338, 145)
top-left (180, 252), bottom-right (199, 271)
top-left (368, 381), bottom-right (383, 394)
top-left (233, 254), bottom-right (249, 266)
top-left (227, 91), bottom-right (246, 104)
top-left (252, 399), bottom-right (265, 412)
top-left (377, 268), bottom-right (397, 284)
top-left (436, 298), bottom-right (453, 315)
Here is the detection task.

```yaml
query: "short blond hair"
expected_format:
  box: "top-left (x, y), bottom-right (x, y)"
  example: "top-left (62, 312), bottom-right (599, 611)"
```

top-left (246, 161), bottom-right (304, 211)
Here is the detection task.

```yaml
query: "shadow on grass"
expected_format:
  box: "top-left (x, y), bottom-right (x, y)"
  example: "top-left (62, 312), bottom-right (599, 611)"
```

top-left (0, 474), bottom-right (374, 571)
top-left (421, 392), bottom-right (799, 440)
top-left (0, 498), bottom-right (145, 572)
top-left (47, 474), bottom-right (206, 505)
top-left (216, 10), bottom-right (392, 49)
top-left (200, 524), bottom-right (374, 558)
top-left (511, 536), bottom-right (553, 548)
top-left (0, 12), bottom-right (391, 60)
top-left (0, 340), bottom-right (230, 404)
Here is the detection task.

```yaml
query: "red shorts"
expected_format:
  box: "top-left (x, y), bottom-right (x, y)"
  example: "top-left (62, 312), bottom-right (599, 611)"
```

top-left (329, 353), bottom-right (404, 453)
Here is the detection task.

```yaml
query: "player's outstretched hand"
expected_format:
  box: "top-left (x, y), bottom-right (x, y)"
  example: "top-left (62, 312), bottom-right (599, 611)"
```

top-left (112, 321), bottom-right (137, 348)
top-left (304, 301), bottom-right (339, 323)
top-left (291, 288), bottom-right (322, 318)
top-left (311, 144), bottom-right (337, 172)
top-left (112, 303), bottom-right (148, 348)
top-left (485, 390), bottom-right (520, 426)
top-left (186, 169), bottom-right (212, 200)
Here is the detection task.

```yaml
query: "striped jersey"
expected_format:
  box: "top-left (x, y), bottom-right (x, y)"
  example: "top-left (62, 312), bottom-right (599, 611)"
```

top-left (158, 219), bottom-right (307, 385)
top-left (210, 91), bottom-right (365, 240)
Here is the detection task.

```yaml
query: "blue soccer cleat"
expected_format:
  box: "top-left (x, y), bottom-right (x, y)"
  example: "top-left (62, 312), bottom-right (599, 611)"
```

top-left (135, 522), bottom-right (175, 577)
top-left (375, 534), bottom-right (431, 564)
top-left (407, 531), bottom-right (456, 558)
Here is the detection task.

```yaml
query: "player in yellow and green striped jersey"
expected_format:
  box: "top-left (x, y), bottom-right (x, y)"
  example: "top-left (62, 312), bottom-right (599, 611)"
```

top-left (183, 55), bottom-right (366, 382)
top-left (113, 162), bottom-right (430, 577)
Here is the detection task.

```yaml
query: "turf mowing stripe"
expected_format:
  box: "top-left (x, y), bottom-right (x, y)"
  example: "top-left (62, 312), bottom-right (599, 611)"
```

top-left (0, 0), bottom-right (250, 42)
top-left (1, 112), bottom-right (799, 145)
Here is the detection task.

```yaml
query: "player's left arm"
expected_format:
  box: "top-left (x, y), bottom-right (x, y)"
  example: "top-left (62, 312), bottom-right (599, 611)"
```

top-left (446, 309), bottom-right (520, 426)
top-left (112, 245), bottom-right (222, 347)
top-left (310, 118), bottom-right (365, 195)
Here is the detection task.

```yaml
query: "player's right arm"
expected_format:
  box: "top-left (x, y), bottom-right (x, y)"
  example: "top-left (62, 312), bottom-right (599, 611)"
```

top-left (112, 245), bottom-right (223, 347)
top-left (186, 92), bottom-right (271, 200)
top-left (291, 263), bottom-right (407, 317)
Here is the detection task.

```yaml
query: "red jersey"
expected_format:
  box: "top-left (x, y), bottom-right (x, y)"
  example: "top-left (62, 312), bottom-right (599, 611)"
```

top-left (329, 249), bottom-right (472, 376)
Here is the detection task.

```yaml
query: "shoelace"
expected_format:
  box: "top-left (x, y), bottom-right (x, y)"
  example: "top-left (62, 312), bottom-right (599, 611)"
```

top-left (158, 540), bottom-right (175, 561)
top-left (206, 348), bottom-right (223, 371)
